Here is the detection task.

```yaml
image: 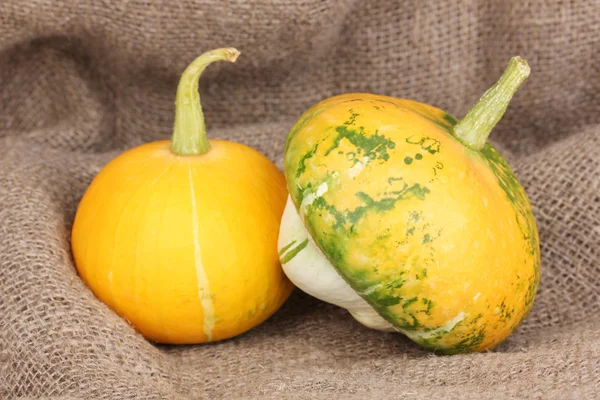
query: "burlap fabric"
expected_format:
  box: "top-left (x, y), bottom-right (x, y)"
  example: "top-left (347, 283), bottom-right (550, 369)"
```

top-left (1, 0), bottom-right (599, 398)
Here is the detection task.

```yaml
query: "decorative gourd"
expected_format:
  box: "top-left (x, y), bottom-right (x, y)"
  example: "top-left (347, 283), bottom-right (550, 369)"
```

top-left (72, 48), bottom-right (293, 344)
top-left (278, 57), bottom-right (540, 354)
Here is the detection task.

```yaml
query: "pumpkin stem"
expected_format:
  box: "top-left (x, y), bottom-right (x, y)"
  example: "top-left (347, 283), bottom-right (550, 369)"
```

top-left (454, 57), bottom-right (530, 151)
top-left (170, 48), bottom-right (240, 156)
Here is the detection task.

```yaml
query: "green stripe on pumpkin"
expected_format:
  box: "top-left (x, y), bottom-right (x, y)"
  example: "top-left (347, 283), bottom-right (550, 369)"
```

top-left (278, 240), bottom-right (297, 256)
top-left (280, 239), bottom-right (309, 264)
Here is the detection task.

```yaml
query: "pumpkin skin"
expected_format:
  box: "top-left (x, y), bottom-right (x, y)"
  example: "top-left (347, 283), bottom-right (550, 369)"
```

top-left (279, 92), bottom-right (540, 354)
top-left (71, 49), bottom-right (293, 344)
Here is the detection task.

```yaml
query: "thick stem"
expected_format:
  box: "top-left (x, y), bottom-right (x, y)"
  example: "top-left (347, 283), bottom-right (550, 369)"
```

top-left (454, 57), bottom-right (530, 151)
top-left (170, 48), bottom-right (240, 156)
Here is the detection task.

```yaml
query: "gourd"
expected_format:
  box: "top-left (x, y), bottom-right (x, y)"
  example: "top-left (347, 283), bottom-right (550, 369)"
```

top-left (71, 48), bottom-right (293, 344)
top-left (278, 57), bottom-right (540, 354)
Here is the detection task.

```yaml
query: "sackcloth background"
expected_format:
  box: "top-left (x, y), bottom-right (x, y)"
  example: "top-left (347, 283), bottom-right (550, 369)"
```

top-left (1, 0), bottom-right (599, 398)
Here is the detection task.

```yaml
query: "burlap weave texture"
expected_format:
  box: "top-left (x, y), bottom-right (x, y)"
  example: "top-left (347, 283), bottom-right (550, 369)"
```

top-left (1, 0), bottom-right (599, 398)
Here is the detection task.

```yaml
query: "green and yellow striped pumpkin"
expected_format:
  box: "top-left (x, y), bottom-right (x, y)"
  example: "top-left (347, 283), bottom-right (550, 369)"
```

top-left (278, 57), bottom-right (540, 354)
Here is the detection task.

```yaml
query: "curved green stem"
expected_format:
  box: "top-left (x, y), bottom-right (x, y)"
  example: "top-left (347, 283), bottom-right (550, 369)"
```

top-left (170, 48), bottom-right (240, 156)
top-left (454, 57), bottom-right (530, 151)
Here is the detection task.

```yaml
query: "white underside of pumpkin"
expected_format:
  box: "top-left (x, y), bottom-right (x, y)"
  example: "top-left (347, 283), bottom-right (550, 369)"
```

top-left (278, 196), bottom-right (395, 332)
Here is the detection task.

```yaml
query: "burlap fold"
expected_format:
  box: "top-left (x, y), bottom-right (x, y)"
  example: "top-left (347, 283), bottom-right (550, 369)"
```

top-left (1, 0), bottom-right (599, 398)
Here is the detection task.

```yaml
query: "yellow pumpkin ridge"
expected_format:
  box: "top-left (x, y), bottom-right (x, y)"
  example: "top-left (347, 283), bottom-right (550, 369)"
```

top-left (187, 164), bottom-right (215, 341)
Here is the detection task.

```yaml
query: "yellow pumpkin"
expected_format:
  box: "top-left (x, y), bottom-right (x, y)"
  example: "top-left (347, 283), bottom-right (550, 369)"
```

top-left (278, 57), bottom-right (540, 354)
top-left (72, 48), bottom-right (293, 344)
